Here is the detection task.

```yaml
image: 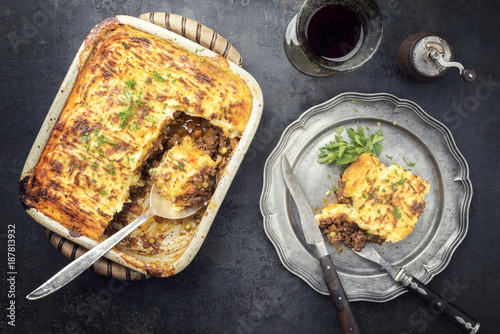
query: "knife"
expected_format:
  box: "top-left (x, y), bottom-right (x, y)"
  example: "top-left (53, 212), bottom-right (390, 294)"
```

top-left (281, 155), bottom-right (360, 334)
top-left (354, 243), bottom-right (480, 333)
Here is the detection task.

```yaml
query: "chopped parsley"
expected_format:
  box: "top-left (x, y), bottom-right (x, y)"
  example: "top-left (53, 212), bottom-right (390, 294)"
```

top-left (117, 82), bottom-right (148, 129)
top-left (397, 177), bottom-right (407, 185)
top-left (143, 116), bottom-right (156, 125)
top-left (100, 190), bottom-right (108, 196)
top-left (105, 161), bottom-right (116, 175)
top-left (394, 207), bottom-right (402, 219)
top-left (80, 133), bottom-right (90, 143)
top-left (403, 156), bottom-right (416, 167)
top-left (126, 156), bottom-right (135, 165)
top-left (128, 121), bottom-right (140, 131)
top-left (152, 70), bottom-right (165, 82)
top-left (333, 187), bottom-right (338, 193)
top-left (125, 79), bottom-right (137, 90)
top-left (178, 162), bottom-right (184, 171)
top-left (362, 193), bottom-right (367, 199)
top-left (96, 133), bottom-right (117, 149)
top-left (118, 107), bottom-right (135, 129)
top-left (195, 47), bottom-right (206, 53)
top-left (386, 154), bottom-right (393, 159)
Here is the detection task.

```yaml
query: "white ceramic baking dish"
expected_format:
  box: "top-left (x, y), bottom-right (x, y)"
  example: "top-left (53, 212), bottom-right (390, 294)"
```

top-left (20, 15), bottom-right (263, 277)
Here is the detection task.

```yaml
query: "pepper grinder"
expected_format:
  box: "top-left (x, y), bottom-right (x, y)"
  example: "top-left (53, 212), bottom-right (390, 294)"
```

top-left (398, 31), bottom-right (476, 83)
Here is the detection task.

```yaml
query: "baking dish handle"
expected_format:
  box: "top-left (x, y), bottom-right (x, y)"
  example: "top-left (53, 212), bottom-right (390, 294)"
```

top-left (46, 230), bottom-right (149, 281)
top-left (139, 12), bottom-right (243, 66)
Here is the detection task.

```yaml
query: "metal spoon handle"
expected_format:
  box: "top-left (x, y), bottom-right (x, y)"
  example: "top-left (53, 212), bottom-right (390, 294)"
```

top-left (26, 209), bottom-right (153, 300)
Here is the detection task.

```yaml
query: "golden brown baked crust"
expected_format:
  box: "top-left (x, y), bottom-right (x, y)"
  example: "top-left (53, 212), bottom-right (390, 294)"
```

top-left (21, 19), bottom-right (253, 240)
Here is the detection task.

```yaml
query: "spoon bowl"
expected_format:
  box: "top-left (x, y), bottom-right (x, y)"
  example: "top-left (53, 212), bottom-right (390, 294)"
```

top-left (150, 184), bottom-right (200, 219)
top-left (27, 184), bottom-right (200, 300)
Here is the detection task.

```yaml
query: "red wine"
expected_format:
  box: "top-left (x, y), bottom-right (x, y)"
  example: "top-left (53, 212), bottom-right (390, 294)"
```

top-left (306, 4), bottom-right (363, 61)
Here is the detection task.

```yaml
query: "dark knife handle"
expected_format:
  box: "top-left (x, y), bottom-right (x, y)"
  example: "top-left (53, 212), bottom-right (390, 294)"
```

top-left (404, 276), bottom-right (480, 333)
top-left (320, 255), bottom-right (360, 334)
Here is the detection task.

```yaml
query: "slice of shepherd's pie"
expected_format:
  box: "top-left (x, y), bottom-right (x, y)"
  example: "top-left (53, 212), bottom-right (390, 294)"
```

top-left (315, 153), bottom-right (430, 251)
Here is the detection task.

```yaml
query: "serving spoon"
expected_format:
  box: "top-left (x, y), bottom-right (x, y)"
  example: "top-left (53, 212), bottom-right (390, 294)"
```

top-left (27, 184), bottom-right (199, 300)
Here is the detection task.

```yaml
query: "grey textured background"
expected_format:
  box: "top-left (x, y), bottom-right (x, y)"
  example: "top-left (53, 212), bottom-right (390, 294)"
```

top-left (1, 0), bottom-right (499, 333)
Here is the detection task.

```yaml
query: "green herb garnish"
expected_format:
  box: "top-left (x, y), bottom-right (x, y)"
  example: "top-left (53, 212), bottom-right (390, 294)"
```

top-left (403, 157), bottom-right (416, 167)
top-left (152, 71), bottom-right (165, 82)
top-left (317, 126), bottom-right (384, 165)
top-left (125, 79), bottom-right (137, 90)
top-left (394, 207), bottom-right (402, 219)
top-left (128, 121), bottom-right (140, 131)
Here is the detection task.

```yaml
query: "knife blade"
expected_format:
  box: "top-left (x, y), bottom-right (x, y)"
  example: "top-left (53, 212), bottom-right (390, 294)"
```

top-left (354, 243), bottom-right (480, 334)
top-left (281, 155), bottom-right (360, 334)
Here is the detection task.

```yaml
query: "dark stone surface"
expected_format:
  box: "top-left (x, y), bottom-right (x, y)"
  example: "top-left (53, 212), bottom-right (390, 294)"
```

top-left (1, 0), bottom-right (499, 333)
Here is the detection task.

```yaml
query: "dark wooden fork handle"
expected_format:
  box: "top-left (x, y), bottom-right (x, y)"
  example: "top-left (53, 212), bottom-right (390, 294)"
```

top-left (320, 255), bottom-right (360, 334)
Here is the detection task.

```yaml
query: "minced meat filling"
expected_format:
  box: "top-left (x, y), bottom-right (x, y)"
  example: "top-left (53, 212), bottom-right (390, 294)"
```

top-left (319, 176), bottom-right (384, 251)
top-left (335, 178), bottom-right (352, 205)
top-left (318, 214), bottom-right (368, 251)
top-left (173, 165), bottom-right (218, 209)
top-left (105, 111), bottom-right (235, 235)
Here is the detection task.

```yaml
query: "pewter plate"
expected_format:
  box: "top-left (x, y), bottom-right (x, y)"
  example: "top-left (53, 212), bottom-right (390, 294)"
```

top-left (260, 92), bottom-right (472, 302)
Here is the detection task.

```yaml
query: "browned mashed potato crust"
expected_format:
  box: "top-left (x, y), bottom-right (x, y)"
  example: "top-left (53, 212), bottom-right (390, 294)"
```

top-left (20, 18), bottom-right (253, 240)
